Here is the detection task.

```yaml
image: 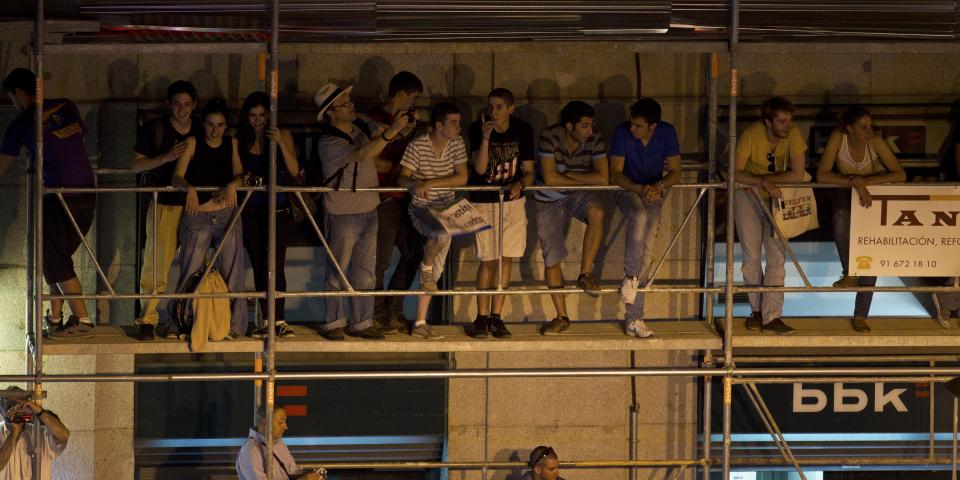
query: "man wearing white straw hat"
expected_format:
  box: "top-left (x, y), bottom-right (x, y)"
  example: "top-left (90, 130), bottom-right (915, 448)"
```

top-left (312, 82), bottom-right (409, 340)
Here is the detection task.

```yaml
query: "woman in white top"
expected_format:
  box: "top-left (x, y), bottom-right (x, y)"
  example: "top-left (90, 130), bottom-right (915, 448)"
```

top-left (817, 106), bottom-right (906, 333)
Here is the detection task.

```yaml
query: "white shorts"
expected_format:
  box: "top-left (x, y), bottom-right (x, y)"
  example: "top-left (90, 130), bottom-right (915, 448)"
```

top-left (473, 197), bottom-right (527, 261)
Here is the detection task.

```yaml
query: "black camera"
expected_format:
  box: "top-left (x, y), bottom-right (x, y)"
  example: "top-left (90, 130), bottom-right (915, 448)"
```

top-left (403, 107), bottom-right (416, 124)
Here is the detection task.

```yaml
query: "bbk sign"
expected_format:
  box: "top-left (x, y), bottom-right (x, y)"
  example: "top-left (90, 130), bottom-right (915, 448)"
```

top-left (792, 383), bottom-right (908, 413)
top-left (711, 377), bottom-right (949, 434)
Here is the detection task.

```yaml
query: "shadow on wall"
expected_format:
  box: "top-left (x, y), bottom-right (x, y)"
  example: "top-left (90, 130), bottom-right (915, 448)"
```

top-left (514, 78), bottom-right (560, 138)
top-left (353, 56), bottom-right (394, 111)
top-left (593, 74), bottom-right (631, 143)
top-left (497, 448), bottom-right (529, 480)
top-left (444, 63), bottom-right (477, 137)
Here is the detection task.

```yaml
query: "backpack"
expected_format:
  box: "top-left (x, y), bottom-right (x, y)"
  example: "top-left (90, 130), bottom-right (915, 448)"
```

top-left (169, 268), bottom-right (231, 351)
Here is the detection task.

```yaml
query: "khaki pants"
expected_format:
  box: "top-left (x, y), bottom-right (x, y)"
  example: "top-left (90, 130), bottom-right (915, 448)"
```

top-left (139, 203), bottom-right (183, 325)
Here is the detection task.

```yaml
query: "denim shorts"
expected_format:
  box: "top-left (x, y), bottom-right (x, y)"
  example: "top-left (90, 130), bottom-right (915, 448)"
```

top-left (534, 191), bottom-right (604, 267)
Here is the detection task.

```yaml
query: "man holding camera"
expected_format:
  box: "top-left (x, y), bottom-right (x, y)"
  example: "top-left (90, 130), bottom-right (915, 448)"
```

top-left (236, 404), bottom-right (325, 480)
top-left (0, 387), bottom-right (69, 480)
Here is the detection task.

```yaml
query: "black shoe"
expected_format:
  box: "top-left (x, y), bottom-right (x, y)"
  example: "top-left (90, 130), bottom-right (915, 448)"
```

top-left (251, 322), bottom-right (296, 339)
top-left (44, 312), bottom-right (68, 340)
top-left (319, 327), bottom-right (345, 341)
top-left (761, 318), bottom-right (796, 335)
top-left (138, 324), bottom-right (156, 341)
top-left (470, 315), bottom-right (489, 339)
top-left (488, 314), bottom-right (512, 339)
top-left (850, 317), bottom-right (871, 333)
top-left (745, 312), bottom-right (762, 331)
top-left (349, 326), bottom-right (385, 340)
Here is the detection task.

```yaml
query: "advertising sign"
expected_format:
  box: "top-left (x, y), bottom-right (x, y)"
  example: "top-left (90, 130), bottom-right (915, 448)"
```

top-left (849, 185), bottom-right (960, 277)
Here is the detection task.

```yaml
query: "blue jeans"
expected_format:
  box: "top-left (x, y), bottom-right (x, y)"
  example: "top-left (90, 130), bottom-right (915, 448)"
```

top-left (323, 210), bottom-right (378, 332)
top-left (172, 207), bottom-right (248, 336)
top-left (832, 190), bottom-right (877, 318)
top-left (617, 191), bottom-right (662, 322)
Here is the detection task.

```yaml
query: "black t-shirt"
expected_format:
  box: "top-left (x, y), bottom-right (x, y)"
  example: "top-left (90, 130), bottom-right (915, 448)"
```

top-left (467, 117), bottom-right (535, 203)
top-left (134, 116), bottom-right (203, 205)
top-left (942, 125), bottom-right (960, 181)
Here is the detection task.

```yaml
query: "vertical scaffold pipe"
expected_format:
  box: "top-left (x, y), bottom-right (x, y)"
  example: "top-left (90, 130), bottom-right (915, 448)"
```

top-left (723, 1), bottom-right (740, 480)
top-left (31, 1), bottom-right (46, 479)
top-left (264, 0), bottom-right (280, 475)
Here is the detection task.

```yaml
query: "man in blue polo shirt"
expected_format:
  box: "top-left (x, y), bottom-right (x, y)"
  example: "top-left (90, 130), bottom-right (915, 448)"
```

top-left (609, 98), bottom-right (682, 338)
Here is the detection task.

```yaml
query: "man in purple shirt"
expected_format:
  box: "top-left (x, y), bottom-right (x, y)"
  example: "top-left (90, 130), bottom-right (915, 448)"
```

top-left (0, 68), bottom-right (96, 339)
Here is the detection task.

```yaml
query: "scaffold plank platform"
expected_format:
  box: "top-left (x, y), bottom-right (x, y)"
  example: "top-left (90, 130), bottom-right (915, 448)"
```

top-left (41, 321), bottom-right (720, 355)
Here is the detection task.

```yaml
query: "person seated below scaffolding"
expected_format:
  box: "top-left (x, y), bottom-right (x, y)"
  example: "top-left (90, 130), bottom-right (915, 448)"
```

top-left (0, 68), bottom-right (97, 340)
top-left (236, 404), bottom-right (325, 480)
top-left (815, 106), bottom-right (906, 334)
top-left (0, 386), bottom-right (69, 480)
top-left (522, 445), bottom-right (564, 480)
top-left (169, 98), bottom-right (248, 339)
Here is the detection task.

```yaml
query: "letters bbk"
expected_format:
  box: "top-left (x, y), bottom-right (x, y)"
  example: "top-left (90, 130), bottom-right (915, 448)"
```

top-left (792, 383), bottom-right (908, 413)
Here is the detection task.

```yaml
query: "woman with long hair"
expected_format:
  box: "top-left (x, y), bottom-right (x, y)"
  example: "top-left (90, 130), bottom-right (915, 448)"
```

top-left (817, 106), bottom-right (906, 333)
top-left (170, 98), bottom-right (247, 338)
top-left (236, 91), bottom-right (300, 337)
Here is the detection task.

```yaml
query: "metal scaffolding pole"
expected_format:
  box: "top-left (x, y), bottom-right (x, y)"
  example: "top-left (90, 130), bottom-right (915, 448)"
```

top-left (31, 0), bottom-right (46, 478)
top-left (264, 0), bottom-right (280, 474)
top-left (723, 2), bottom-right (740, 480)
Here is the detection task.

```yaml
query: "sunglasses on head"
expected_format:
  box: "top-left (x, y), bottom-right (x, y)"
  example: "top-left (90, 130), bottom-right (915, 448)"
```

top-left (766, 152), bottom-right (776, 173)
top-left (532, 446), bottom-right (556, 467)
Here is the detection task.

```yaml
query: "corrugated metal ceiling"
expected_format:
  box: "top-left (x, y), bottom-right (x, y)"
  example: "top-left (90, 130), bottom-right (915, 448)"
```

top-left (3, 0), bottom-right (959, 42)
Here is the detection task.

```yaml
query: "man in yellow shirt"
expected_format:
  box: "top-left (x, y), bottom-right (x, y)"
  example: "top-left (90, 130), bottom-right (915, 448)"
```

top-left (734, 96), bottom-right (807, 335)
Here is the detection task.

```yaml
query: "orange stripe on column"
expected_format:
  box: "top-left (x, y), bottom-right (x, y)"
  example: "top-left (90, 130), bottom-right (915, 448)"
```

top-left (277, 385), bottom-right (307, 397)
top-left (284, 404), bottom-right (307, 416)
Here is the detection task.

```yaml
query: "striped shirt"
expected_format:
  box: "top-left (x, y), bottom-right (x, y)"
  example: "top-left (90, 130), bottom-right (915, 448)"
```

top-left (401, 134), bottom-right (468, 209)
top-left (535, 123), bottom-right (606, 201)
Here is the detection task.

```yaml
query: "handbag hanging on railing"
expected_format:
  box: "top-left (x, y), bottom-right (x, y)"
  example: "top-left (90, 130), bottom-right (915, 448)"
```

top-left (772, 170), bottom-right (819, 239)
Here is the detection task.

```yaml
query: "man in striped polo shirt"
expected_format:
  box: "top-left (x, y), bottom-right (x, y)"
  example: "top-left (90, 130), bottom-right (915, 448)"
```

top-left (399, 102), bottom-right (469, 339)
top-left (534, 101), bottom-right (609, 335)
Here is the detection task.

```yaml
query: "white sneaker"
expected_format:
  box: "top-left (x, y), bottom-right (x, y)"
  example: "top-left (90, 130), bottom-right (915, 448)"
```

top-left (620, 276), bottom-right (641, 305)
top-left (625, 320), bottom-right (654, 338)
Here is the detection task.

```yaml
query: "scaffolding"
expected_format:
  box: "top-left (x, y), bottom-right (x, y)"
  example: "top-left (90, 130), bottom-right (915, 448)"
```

top-left (9, 0), bottom-right (960, 479)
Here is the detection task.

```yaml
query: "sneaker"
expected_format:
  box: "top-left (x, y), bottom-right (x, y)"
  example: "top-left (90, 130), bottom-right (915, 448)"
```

top-left (64, 315), bottom-right (94, 339)
top-left (411, 323), bottom-right (444, 340)
top-left (576, 273), bottom-right (602, 297)
top-left (377, 316), bottom-right (407, 335)
top-left (933, 293), bottom-right (953, 329)
top-left (833, 275), bottom-right (860, 288)
top-left (625, 319), bottom-right (655, 338)
top-left (251, 322), bottom-right (295, 338)
top-left (488, 315), bottom-right (512, 339)
top-left (761, 318), bottom-right (796, 335)
top-left (470, 315), bottom-right (489, 339)
top-left (348, 326), bottom-right (385, 340)
top-left (620, 276), bottom-right (640, 305)
top-left (745, 312), bottom-right (762, 331)
top-left (419, 266), bottom-right (438, 293)
top-left (44, 312), bottom-right (69, 340)
top-left (540, 316), bottom-right (570, 335)
top-left (138, 324), bottom-right (156, 341)
top-left (319, 327), bottom-right (346, 341)
top-left (850, 317), bottom-right (871, 333)
top-left (165, 328), bottom-right (182, 340)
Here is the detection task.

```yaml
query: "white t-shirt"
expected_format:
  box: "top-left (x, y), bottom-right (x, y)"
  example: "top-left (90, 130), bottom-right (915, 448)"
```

top-left (400, 134), bottom-right (467, 209)
top-left (0, 422), bottom-right (67, 480)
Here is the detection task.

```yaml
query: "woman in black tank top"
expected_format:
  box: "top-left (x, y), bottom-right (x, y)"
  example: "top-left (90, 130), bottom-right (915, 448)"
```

top-left (169, 98), bottom-right (249, 339)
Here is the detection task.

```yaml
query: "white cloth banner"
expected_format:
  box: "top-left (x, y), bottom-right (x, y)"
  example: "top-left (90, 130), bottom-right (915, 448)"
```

top-left (435, 198), bottom-right (492, 236)
top-left (850, 185), bottom-right (960, 277)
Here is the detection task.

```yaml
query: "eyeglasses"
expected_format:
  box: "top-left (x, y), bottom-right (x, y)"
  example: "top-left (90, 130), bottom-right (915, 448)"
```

top-left (766, 152), bottom-right (776, 173)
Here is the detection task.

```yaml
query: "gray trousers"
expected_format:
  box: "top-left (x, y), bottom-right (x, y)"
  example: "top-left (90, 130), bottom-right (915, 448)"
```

top-left (734, 189), bottom-right (785, 324)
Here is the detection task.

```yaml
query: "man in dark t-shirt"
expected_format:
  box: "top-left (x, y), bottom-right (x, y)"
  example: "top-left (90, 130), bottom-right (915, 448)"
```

top-left (0, 68), bottom-right (96, 339)
top-left (466, 88), bottom-right (534, 339)
top-left (365, 71), bottom-right (423, 334)
top-left (130, 80), bottom-right (203, 341)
